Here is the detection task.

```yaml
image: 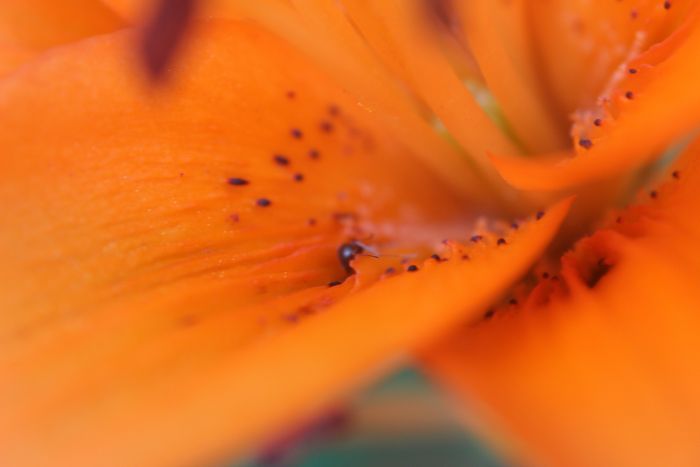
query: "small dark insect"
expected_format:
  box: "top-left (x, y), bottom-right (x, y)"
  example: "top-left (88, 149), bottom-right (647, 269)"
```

top-left (337, 240), bottom-right (378, 275)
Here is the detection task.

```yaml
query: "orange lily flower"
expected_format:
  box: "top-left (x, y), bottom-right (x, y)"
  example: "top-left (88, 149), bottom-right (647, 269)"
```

top-left (2, 1), bottom-right (700, 466)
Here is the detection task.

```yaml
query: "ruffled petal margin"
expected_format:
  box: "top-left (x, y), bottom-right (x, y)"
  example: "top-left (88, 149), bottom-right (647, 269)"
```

top-left (492, 6), bottom-right (700, 191)
top-left (424, 137), bottom-right (700, 467)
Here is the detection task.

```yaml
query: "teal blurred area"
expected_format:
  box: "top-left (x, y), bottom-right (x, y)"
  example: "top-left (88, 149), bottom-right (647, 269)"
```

top-left (231, 367), bottom-right (509, 467)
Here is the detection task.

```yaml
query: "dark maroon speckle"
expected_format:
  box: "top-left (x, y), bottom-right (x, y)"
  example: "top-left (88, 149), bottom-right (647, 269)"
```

top-left (257, 198), bottom-right (272, 207)
top-left (294, 173), bottom-right (304, 182)
top-left (228, 177), bottom-right (249, 186)
top-left (407, 264), bottom-right (419, 272)
top-left (291, 128), bottom-right (303, 139)
top-left (579, 138), bottom-right (593, 150)
top-left (274, 154), bottom-right (290, 166)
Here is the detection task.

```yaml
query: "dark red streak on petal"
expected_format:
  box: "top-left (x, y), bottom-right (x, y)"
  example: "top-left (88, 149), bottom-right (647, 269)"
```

top-left (140, 0), bottom-right (198, 81)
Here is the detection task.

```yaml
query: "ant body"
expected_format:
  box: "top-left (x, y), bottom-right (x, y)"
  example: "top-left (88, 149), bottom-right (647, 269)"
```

top-left (337, 240), bottom-right (378, 275)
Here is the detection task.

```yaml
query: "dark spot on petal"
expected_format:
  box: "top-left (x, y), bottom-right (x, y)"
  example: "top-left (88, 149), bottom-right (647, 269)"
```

top-left (628, 68), bottom-right (638, 75)
top-left (328, 105), bottom-right (341, 116)
top-left (328, 280), bottom-right (342, 287)
top-left (294, 173), bottom-right (304, 182)
top-left (536, 211), bottom-right (545, 220)
top-left (298, 305), bottom-right (314, 316)
top-left (407, 264), bottom-right (419, 272)
top-left (307, 218), bottom-right (317, 226)
top-left (541, 272), bottom-right (550, 279)
top-left (431, 254), bottom-right (442, 262)
top-left (284, 314), bottom-right (299, 323)
top-left (230, 213), bottom-right (240, 223)
top-left (228, 177), bottom-right (249, 186)
top-left (257, 198), bottom-right (272, 207)
top-left (470, 235), bottom-right (483, 243)
top-left (309, 149), bottom-right (320, 159)
top-left (593, 118), bottom-right (602, 127)
top-left (625, 91), bottom-right (635, 100)
top-left (291, 128), bottom-right (303, 139)
top-left (587, 259), bottom-right (611, 288)
top-left (664, 1), bottom-right (672, 10)
top-left (650, 190), bottom-right (658, 199)
top-left (484, 309), bottom-right (495, 319)
top-left (579, 138), bottom-right (593, 150)
top-left (320, 120), bottom-right (334, 133)
top-left (508, 298), bottom-right (518, 306)
top-left (672, 170), bottom-right (680, 179)
top-left (274, 154), bottom-right (290, 166)
top-left (461, 254), bottom-right (470, 260)
top-left (286, 90), bottom-right (296, 99)
top-left (385, 267), bottom-right (396, 275)
top-left (497, 238), bottom-right (507, 246)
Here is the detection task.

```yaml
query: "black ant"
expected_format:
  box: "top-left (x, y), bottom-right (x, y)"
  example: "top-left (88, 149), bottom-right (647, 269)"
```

top-left (337, 240), bottom-right (379, 275)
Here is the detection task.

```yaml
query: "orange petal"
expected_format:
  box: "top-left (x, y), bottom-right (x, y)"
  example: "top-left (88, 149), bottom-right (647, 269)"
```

top-left (109, 0), bottom-right (517, 204)
top-left (0, 35), bottom-right (34, 77)
top-left (343, 0), bottom-right (521, 164)
top-left (424, 137), bottom-right (700, 466)
top-left (0, 20), bottom-right (571, 467)
top-left (0, 0), bottom-right (123, 49)
top-left (531, 0), bottom-right (695, 118)
top-left (454, 0), bottom-right (567, 153)
top-left (492, 8), bottom-right (700, 191)
top-left (230, 0), bottom-right (502, 205)
top-left (0, 0), bottom-right (124, 78)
